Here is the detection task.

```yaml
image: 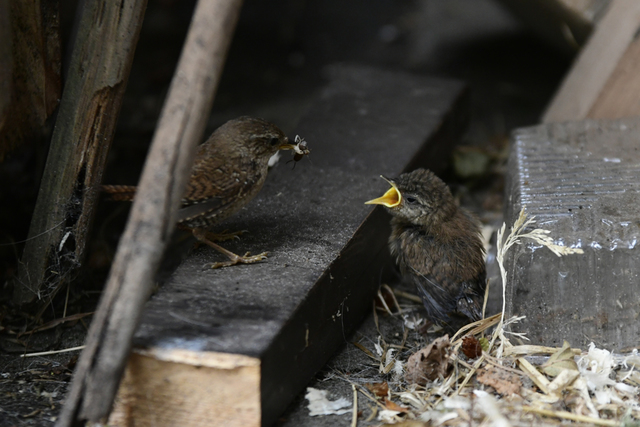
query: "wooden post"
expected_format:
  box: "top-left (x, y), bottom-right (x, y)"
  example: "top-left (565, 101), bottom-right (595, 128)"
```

top-left (494, 0), bottom-right (607, 53)
top-left (56, 0), bottom-right (244, 425)
top-left (13, 0), bottom-right (146, 305)
top-left (586, 28), bottom-right (640, 119)
top-left (0, 0), bottom-right (61, 160)
top-left (543, 0), bottom-right (640, 122)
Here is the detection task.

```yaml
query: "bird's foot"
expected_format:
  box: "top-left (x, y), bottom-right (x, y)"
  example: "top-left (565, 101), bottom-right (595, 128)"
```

top-left (205, 251), bottom-right (268, 269)
top-left (191, 227), bottom-right (268, 269)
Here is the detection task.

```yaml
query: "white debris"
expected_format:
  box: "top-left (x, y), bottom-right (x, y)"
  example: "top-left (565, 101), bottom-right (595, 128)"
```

top-left (374, 336), bottom-right (384, 356)
top-left (392, 358), bottom-right (405, 381)
top-left (474, 390), bottom-right (512, 427)
top-left (577, 343), bottom-right (638, 405)
top-left (377, 409), bottom-right (403, 423)
top-left (403, 314), bottom-right (424, 330)
top-left (305, 387), bottom-right (351, 416)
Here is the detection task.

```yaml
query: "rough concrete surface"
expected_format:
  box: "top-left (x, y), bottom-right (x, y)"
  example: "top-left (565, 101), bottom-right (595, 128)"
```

top-left (505, 117), bottom-right (640, 350)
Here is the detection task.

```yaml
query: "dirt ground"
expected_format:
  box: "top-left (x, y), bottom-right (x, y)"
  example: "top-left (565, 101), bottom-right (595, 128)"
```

top-left (0, 0), bottom-right (572, 425)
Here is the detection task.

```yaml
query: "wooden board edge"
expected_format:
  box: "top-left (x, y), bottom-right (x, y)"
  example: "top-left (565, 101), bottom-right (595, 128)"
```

top-left (109, 348), bottom-right (261, 427)
top-left (542, 0), bottom-right (640, 122)
top-left (259, 84), bottom-right (471, 427)
top-left (587, 34), bottom-right (640, 119)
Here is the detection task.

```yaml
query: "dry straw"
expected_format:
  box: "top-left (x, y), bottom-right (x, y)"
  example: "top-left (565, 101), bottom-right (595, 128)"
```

top-left (318, 209), bottom-right (638, 426)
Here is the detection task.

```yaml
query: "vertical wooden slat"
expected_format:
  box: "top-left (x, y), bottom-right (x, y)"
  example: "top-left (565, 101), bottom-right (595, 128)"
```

top-left (587, 34), bottom-right (640, 119)
top-left (0, 0), bottom-right (61, 160)
top-left (13, 0), bottom-right (147, 305)
top-left (543, 0), bottom-right (640, 122)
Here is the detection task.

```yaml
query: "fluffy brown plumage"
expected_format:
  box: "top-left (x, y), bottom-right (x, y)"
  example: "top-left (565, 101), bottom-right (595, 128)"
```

top-left (103, 116), bottom-right (307, 268)
top-left (366, 168), bottom-right (486, 329)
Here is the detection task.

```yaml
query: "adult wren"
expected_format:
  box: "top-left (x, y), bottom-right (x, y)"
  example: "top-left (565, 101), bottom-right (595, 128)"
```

top-left (103, 116), bottom-right (309, 268)
top-left (366, 168), bottom-right (486, 329)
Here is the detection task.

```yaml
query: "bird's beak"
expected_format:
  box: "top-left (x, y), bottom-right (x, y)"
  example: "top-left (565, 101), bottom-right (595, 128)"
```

top-left (276, 135), bottom-right (293, 150)
top-left (278, 142), bottom-right (297, 151)
top-left (365, 176), bottom-right (402, 207)
top-left (278, 136), bottom-right (310, 155)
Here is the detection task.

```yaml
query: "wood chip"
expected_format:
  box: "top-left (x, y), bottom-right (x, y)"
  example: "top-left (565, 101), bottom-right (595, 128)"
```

top-left (477, 365), bottom-right (522, 396)
top-left (384, 398), bottom-right (409, 413)
top-left (365, 382), bottom-right (389, 398)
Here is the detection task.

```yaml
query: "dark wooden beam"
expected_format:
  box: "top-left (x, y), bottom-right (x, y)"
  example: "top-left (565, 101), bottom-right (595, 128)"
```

top-left (109, 65), bottom-right (470, 427)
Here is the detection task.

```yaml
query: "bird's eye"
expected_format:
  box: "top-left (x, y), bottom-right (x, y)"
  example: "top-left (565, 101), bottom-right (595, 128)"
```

top-left (405, 196), bottom-right (417, 204)
top-left (270, 137), bottom-right (279, 146)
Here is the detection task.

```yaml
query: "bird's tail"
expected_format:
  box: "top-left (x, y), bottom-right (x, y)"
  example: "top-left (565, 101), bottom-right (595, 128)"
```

top-left (456, 279), bottom-right (486, 322)
top-left (456, 294), bottom-right (483, 322)
top-left (101, 185), bottom-right (137, 201)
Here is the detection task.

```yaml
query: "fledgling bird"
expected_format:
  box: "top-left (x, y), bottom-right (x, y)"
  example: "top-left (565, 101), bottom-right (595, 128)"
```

top-left (366, 168), bottom-right (486, 329)
top-left (103, 116), bottom-right (309, 268)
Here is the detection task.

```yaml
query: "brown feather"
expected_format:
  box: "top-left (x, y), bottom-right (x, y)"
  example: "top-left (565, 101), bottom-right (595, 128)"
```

top-left (101, 185), bottom-right (137, 201)
top-left (103, 116), bottom-right (294, 229)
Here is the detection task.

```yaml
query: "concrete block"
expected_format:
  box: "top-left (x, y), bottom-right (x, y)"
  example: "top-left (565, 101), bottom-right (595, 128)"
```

top-left (505, 117), bottom-right (640, 350)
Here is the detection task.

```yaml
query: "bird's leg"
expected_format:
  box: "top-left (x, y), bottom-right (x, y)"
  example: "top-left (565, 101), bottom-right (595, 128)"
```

top-left (206, 229), bottom-right (248, 242)
top-left (176, 225), bottom-right (247, 248)
top-left (191, 227), bottom-right (268, 269)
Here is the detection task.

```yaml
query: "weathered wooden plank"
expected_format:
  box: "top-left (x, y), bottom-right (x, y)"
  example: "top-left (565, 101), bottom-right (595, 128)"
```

top-left (587, 33), bottom-right (640, 119)
top-left (109, 65), bottom-right (469, 427)
top-left (13, 0), bottom-right (146, 305)
top-left (0, 0), bottom-right (61, 160)
top-left (0, 0), bottom-right (12, 137)
top-left (543, 0), bottom-right (640, 122)
top-left (505, 117), bottom-right (640, 350)
top-left (110, 350), bottom-right (261, 426)
top-left (495, 0), bottom-right (608, 53)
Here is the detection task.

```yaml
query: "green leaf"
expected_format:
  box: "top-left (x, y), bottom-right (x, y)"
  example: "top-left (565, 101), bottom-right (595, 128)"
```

top-left (541, 341), bottom-right (578, 377)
